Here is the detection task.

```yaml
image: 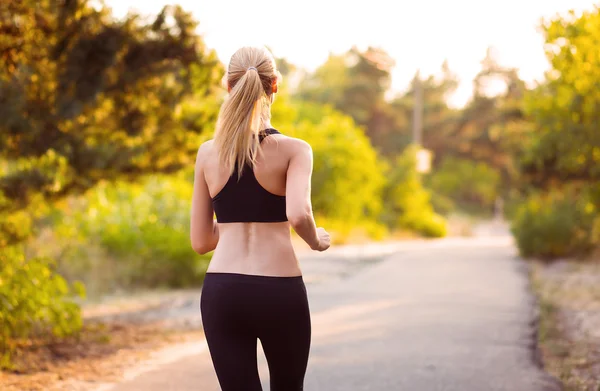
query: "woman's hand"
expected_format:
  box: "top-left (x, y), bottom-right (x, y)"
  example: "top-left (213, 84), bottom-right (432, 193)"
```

top-left (313, 227), bottom-right (330, 252)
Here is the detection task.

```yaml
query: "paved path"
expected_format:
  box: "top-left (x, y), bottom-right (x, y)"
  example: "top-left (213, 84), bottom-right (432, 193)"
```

top-left (101, 234), bottom-right (560, 391)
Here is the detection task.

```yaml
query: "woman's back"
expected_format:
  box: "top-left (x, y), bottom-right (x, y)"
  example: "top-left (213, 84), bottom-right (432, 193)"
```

top-left (200, 129), bottom-right (302, 276)
top-left (191, 125), bottom-right (326, 275)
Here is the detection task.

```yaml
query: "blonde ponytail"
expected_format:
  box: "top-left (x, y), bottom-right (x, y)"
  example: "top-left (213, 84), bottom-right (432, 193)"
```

top-left (214, 47), bottom-right (280, 178)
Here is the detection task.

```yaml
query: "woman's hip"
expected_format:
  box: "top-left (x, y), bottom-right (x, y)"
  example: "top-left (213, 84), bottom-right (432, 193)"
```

top-left (200, 272), bottom-right (310, 326)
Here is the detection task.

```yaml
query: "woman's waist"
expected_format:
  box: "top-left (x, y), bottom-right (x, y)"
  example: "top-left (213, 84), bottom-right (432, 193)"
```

top-left (211, 242), bottom-right (298, 261)
top-left (209, 248), bottom-right (301, 276)
top-left (208, 248), bottom-right (300, 275)
top-left (210, 224), bottom-right (300, 276)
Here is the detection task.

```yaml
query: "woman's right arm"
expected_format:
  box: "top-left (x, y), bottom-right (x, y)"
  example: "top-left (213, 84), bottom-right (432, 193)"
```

top-left (190, 142), bottom-right (219, 255)
top-left (285, 140), bottom-right (330, 252)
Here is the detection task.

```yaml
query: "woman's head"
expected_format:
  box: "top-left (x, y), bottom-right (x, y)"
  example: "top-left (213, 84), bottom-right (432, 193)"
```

top-left (225, 46), bottom-right (279, 95)
top-left (214, 46), bottom-right (281, 177)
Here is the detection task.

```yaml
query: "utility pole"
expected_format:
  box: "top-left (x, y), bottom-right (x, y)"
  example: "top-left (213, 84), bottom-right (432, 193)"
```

top-left (412, 70), bottom-right (423, 146)
top-left (413, 70), bottom-right (431, 173)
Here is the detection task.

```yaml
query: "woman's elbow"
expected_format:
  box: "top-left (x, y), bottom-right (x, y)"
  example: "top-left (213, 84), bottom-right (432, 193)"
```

top-left (191, 240), bottom-right (213, 255)
top-left (287, 210), bottom-right (312, 230)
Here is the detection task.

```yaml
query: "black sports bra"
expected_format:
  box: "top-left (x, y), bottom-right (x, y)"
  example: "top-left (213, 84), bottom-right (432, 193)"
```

top-left (211, 128), bottom-right (287, 223)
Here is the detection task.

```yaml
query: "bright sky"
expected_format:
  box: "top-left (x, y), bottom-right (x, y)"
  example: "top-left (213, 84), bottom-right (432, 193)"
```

top-left (107, 0), bottom-right (597, 107)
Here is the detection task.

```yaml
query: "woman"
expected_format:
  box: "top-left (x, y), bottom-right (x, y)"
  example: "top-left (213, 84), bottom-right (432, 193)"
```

top-left (190, 46), bottom-right (330, 391)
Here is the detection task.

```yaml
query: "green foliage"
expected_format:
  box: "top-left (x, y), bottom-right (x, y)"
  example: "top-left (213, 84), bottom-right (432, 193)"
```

top-left (273, 97), bottom-right (388, 240)
top-left (383, 145), bottom-right (447, 237)
top-left (388, 64), bottom-right (460, 158)
top-left (509, 7), bottom-right (600, 260)
top-left (511, 187), bottom-right (600, 259)
top-left (273, 91), bottom-right (446, 239)
top-left (435, 49), bottom-right (527, 191)
top-left (296, 47), bottom-right (405, 152)
top-left (297, 47), bottom-right (395, 127)
top-left (52, 174), bottom-right (210, 290)
top-left (294, 105), bottom-right (385, 222)
top-left (0, 246), bottom-right (84, 368)
top-left (0, 0), bottom-right (221, 363)
top-left (427, 192), bottom-right (456, 217)
top-left (427, 157), bottom-right (501, 214)
top-left (0, 0), bottom-right (223, 243)
top-left (520, 6), bottom-right (600, 186)
top-left (296, 48), bottom-right (463, 158)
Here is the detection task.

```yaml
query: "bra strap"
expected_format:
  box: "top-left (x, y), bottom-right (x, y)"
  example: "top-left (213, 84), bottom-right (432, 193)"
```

top-left (258, 128), bottom-right (280, 143)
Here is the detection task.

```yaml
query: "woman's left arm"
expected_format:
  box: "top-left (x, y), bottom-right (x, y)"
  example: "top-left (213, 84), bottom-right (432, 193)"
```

top-left (190, 143), bottom-right (219, 255)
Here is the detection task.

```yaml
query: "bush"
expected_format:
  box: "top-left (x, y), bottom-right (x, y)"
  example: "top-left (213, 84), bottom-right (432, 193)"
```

top-left (292, 109), bottom-right (386, 224)
top-left (0, 246), bottom-right (84, 369)
top-left (427, 157), bottom-right (500, 215)
top-left (48, 174), bottom-right (210, 292)
top-left (428, 192), bottom-right (456, 216)
top-left (273, 98), bottom-right (388, 239)
top-left (383, 145), bottom-right (447, 237)
top-left (511, 188), bottom-right (600, 259)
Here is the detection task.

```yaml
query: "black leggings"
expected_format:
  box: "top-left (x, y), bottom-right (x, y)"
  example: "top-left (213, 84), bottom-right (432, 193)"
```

top-left (200, 272), bottom-right (311, 391)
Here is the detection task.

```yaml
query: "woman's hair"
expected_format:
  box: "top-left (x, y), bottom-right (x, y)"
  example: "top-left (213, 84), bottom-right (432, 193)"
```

top-left (214, 46), bottom-right (281, 178)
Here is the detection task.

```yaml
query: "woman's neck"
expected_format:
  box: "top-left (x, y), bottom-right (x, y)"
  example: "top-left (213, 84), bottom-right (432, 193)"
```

top-left (261, 119), bottom-right (273, 130)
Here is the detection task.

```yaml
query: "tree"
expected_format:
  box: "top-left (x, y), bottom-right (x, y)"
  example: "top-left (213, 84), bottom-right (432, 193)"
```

top-left (386, 62), bottom-right (459, 158)
top-left (510, 6), bottom-right (600, 259)
top-left (427, 157), bottom-right (501, 213)
top-left (0, 0), bottom-right (222, 362)
top-left (272, 94), bottom-right (386, 233)
top-left (274, 55), bottom-right (296, 78)
top-left (520, 6), bottom-right (600, 189)
top-left (382, 145), bottom-right (447, 237)
top-left (0, 1), bottom-right (222, 228)
top-left (297, 46), bottom-right (395, 130)
top-left (440, 48), bottom-right (528, 190)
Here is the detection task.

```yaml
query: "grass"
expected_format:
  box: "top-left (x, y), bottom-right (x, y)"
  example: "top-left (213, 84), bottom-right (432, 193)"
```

top-left (530, 260), bottom-right (600, 391)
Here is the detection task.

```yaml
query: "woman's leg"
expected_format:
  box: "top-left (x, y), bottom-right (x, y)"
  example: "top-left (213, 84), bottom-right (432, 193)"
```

top-left (201, 275), bottom-right (263, 391)
top-left (258, 280), bottom-right (311, 391)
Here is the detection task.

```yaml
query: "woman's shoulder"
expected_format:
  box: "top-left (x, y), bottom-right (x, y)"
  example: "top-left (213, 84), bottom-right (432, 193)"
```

top-left (269, 131), bottom-right (311, 152)
top-left (272, 134), bottom-right (312, 162)
top-left (197, 131), bottom-right (311, 157)
top-left (195, 139), bottom-right (215, 165)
